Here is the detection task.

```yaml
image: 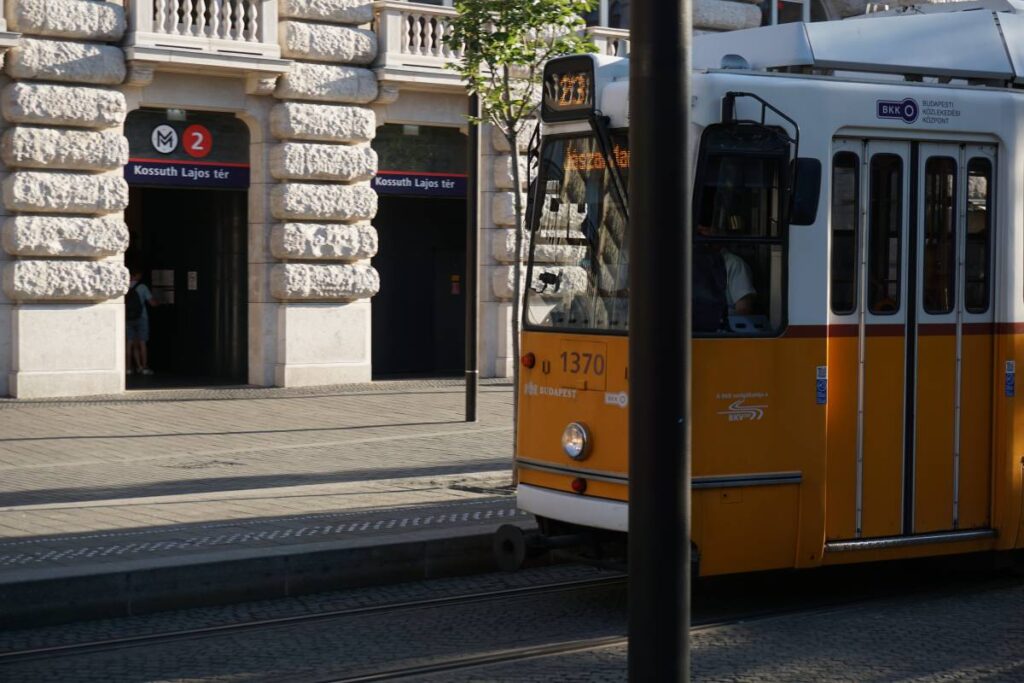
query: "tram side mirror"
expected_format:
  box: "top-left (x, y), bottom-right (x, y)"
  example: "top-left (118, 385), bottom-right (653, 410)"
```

top-left (790, 158), bottom-right (822, 226)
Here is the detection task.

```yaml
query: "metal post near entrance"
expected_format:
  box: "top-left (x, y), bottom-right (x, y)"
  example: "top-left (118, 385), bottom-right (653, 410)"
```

top-left (465, 93), bottom-right (481, 423)
top-left (628, 0), bottom-right (692, 680)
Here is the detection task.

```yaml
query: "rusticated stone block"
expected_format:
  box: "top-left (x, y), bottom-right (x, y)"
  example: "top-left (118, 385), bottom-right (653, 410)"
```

top-left (491, 264), bottom-right (588, 300)
top-left (270, 102), bottom-right (375, 143)
top-left (492, 192), bottom-right (521, 227)
top-left (491, 120), bottom-right (537, 153)
top-left (2, 126), bottom-right (127, 171)
top-left (6, 38), bottom-right (126, 86)
top-left (270, 222), bottom-right (377, 260)
top-left (280, 21), bottom-right (376, 64)
top-left (493, 154), bottom-right (528, 191)
top-left (492, 228), bottom-right (585, 264)
top-left (279, 0), bottom-right (373, 25)
top-left (3, 171), bottom-right (128, 215)
top-left (693, 0), bottom-right (762, 31)
top-left (271, 182), bottom-right (377, 221)
top-left (2, 83), bottom-right (127, 129)
top-left (270, 142), bottom-right (376, 182)
top-left (271, 262), bottom-right (379, 301)
top-left (3, 258), bottom-right (128, 301)
top-left (3, 214), bottom-right (128, 258)
top-left (276, 63), bottom-right (378, 104)
top-left (7, 0), bottom-right (126, 42)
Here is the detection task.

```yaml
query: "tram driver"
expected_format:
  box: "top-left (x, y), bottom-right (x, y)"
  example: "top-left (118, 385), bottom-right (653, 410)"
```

top-left (694, 222), bottom-right (757, 332)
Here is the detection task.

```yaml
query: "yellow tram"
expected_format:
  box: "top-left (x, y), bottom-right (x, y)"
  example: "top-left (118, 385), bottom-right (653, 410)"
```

top-left (514, 10), bottom-right (1024, 576)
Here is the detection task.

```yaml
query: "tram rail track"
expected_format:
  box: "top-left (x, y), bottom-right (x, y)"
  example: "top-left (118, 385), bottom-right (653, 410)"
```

top-left (310, 601), bottom-right (863, 683)
top-left (0, 574), bottom-right (628, 665)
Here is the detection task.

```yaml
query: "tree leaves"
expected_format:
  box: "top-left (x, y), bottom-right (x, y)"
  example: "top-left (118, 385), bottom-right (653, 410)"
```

top-left (445, 0), bottom-right (598, 137)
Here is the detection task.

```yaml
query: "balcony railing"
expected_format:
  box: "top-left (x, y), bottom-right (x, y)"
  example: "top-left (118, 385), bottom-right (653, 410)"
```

top-left (373, 2), bottom-right (633, 90)
top-left (587, 26), bottom-right (630, 57)
top-left (125, 0), bottom-right (282, 67)
top-left (373, 1), bottom-right (464, 87)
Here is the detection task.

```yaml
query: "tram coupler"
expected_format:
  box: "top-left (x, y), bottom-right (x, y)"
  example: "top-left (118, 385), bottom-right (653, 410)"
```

top-left (492, 524), bottom-right (593, 572)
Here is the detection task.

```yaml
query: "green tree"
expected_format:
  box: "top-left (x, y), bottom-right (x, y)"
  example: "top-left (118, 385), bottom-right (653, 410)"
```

top-left (446, 0), bottom-right (596, 440)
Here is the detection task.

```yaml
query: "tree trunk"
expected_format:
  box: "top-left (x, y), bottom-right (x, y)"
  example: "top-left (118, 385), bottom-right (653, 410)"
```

top-left (508, 129), bottom-right (524, 461)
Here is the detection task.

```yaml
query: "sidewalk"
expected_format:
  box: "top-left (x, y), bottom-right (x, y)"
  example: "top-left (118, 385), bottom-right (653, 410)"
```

top-left (0, 380), bottom-right (528, 626)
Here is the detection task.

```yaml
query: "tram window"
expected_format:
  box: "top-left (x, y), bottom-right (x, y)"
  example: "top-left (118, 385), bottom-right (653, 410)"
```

top-left (867, 154), bottom-right (902, 315)
top-left (524, 134), bottom-right (630, 332)
top-left (693, 149), bottom-right (785, 335)
top-left (831, 152), bottom-right (859, 315)
top-left (923, 157), bottom-right (957, 315)
top-left (965, 158), bottom-right (991, 314)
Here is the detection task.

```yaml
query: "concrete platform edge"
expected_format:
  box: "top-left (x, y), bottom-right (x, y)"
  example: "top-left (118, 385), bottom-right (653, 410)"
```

top-left (1, 523), bottom-right (532, 630)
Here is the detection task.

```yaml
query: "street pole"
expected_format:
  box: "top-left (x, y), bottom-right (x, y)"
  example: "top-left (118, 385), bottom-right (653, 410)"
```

top-left (465, 93), bottom-right (480, 423)
top-left (628, 0), bottom-right (692, 680)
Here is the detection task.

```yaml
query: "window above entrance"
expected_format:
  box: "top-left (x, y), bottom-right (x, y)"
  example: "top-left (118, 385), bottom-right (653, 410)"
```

top-left (124, 0), bottom-right (290, 89)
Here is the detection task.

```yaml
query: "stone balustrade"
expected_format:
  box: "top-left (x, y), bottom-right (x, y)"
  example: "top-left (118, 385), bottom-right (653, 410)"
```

top-left (123, 0), bottom-right (288, 86)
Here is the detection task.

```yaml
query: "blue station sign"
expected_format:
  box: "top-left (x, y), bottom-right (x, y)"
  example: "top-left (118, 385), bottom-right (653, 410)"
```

top-left (125, 159), bottom-right (250, 189)
top-left (372, 171), bottom-right (467, 198)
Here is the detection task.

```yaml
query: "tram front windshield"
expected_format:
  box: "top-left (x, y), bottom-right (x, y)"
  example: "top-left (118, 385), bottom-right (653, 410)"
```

top-left (525, 134), bottom-right (630, 332)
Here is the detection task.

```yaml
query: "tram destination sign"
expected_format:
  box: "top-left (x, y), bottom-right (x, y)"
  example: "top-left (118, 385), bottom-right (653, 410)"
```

top-left (124, 110), bottom-right (250, 189)
top-left (372, 171), bottom-right (467, 197)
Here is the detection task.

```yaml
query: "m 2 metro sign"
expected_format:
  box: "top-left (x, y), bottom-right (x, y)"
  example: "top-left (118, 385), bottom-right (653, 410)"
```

top-left (125, 111), bottom-right (250, 189)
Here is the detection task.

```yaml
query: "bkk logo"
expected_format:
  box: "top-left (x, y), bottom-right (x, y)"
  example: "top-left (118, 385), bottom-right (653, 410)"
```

top-left (876, 98), bottom-right (919, 124)
top-left (716, 398), bottom-right (766, 422)
top-left (604, 391), bottom-right (628, 408)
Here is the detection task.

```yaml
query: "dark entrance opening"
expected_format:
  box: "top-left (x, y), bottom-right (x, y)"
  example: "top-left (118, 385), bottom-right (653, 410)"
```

top-left (124, 187), bottom-right (248, 387)
top-left (372, 196), bottom-right (467, 377)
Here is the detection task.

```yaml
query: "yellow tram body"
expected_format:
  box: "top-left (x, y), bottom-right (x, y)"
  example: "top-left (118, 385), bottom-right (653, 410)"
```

top-left (514, 15), bottom-right (1024, 576)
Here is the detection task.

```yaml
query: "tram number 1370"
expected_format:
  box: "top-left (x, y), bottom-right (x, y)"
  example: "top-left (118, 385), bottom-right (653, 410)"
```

top-left (560, 351), bottom-right (606, 375)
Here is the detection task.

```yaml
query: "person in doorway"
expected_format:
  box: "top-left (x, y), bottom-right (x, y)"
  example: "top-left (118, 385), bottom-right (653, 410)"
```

top-left (125, 270), bottom-right (158, 376)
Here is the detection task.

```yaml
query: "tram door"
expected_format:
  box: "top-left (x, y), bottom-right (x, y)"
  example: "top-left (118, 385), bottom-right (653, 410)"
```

top-left (827, 139), bottom-right (995, 540)
top-left (913, 143), bottom-right (995, 533)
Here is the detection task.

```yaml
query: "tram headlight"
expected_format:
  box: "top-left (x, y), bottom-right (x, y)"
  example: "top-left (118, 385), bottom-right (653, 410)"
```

top-left (561, 422), bottom-right (591, 460)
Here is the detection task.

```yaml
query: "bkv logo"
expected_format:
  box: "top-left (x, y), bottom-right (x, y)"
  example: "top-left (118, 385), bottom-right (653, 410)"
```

top-left (877, 98), bottom-right (919, 124)
top-left (717, 399), bottom-right (766, 422)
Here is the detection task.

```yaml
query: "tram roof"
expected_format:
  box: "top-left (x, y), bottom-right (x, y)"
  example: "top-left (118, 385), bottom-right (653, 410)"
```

top-left (693, 1), bottom-right (1024, 85)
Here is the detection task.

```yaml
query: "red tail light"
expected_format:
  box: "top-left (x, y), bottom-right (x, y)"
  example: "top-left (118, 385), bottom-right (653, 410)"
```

top-left (521, 352), bottom-right (536, 368)
top-left (571, 477), bottom-right (587, 494)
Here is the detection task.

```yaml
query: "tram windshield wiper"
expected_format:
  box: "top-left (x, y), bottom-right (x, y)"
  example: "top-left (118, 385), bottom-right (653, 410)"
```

top-left (588, 112), bottom-right (629, 221)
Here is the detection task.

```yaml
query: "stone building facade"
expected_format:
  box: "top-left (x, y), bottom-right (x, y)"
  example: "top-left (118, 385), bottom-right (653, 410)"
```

top-left (0, 0), bottom-right (881, 398)
top-left (0, 0), bottom-right (382, 398)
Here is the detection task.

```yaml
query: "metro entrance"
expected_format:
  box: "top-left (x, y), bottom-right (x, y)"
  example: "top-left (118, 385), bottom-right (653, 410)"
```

top-left (125, 187), bottom-right (247, 386)
top-left (123, 110), bottom-right (250, 387)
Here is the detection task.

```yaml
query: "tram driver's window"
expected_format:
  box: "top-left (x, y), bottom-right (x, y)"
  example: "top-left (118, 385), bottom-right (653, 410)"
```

top-left (693, 153), bottom-right (785, 335)
top-left (867, 154), bottom-right (903, 315)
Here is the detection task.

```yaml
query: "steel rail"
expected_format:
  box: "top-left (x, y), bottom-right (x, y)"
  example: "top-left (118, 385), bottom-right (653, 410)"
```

top-left (312, 575), bottom-right (1022, 683)
top-left (0, 574), bottom-right (627, 664)
top-left (314, 601), bottom-right (871, 683)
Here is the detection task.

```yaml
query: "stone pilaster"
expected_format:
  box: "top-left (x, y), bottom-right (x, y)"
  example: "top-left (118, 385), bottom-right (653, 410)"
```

top-left (0, 0), bottom-right (128, 398)
top-left (480, 123), bottom-right (537, 378)
top-left (269, 0), bottom-right (379, 386)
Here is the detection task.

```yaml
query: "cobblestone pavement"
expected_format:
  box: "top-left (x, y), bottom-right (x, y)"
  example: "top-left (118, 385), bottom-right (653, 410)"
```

top-left (0, 562), bottom-right (1019, 682)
